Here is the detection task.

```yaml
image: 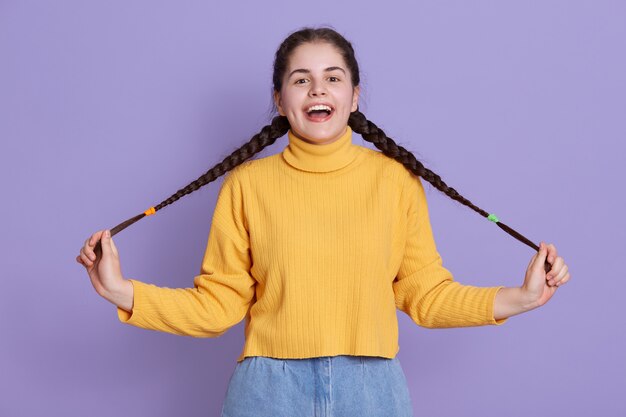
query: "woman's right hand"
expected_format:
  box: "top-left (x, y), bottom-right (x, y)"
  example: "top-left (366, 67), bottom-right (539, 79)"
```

top-left (76, 229), bottom-right (125, 298)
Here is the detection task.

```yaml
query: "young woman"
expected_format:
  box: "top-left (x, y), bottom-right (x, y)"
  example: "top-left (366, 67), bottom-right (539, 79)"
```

top-left (77, 26), bottom-right (570, 417)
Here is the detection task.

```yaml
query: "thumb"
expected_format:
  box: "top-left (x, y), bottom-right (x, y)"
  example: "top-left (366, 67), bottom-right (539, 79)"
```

top-left (100, 230), bottom-right (113, 258)
top-left (108, 232), bottom-right (119, 257)
top-left (534, 242), bottom-right (548, 270)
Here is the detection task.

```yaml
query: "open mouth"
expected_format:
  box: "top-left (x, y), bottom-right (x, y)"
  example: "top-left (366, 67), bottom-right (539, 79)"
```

top-left (304, 105), bottom-right (334, 122)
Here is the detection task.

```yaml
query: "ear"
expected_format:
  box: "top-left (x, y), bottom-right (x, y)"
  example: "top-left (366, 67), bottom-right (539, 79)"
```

top-left (274, 91), bottom-right (285, 116)
top-left (351, 85), bottom-right (360, 112)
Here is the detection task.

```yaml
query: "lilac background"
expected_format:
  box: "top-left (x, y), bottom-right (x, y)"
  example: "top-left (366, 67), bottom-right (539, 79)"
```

top-left (1, 1), bottom-right (624, 416)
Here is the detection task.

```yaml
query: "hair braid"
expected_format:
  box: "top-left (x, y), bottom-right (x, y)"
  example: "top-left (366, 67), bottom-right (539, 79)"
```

top-left (91, 25), bottom-right (551, 273)
top-left (93, 115), bottom-right (290, 257)
top-left (348, 110), bottom-right (551, 273)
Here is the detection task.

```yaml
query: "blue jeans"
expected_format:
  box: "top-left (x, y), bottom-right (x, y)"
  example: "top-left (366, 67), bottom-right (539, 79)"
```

top-left (220, 355), bottom-right (414, 417)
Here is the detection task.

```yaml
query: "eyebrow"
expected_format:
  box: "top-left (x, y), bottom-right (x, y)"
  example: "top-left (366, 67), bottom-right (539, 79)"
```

top-left (288, 66), bottom-right (346, 79)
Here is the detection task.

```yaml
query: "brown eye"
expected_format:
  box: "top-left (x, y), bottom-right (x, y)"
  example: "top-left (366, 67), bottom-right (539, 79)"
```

top-left (329, 76), bottom-right (339, 82)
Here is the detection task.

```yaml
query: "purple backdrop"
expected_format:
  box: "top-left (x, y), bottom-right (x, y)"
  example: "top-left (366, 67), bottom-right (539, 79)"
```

top-left (1, 1), bottom-right (624, 416)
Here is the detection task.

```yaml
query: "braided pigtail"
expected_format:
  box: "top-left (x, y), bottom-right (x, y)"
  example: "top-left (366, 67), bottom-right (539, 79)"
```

top-left (93, 115), bottom-right (290, 256)
top-left (348, 110), bottom-right (551, 273)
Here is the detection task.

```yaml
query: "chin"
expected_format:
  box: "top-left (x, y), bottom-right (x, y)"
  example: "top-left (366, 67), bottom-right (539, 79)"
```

top-left (298, 126), bottom-right (342, 143)
top-left (296, 118), bottom-right (347, 137)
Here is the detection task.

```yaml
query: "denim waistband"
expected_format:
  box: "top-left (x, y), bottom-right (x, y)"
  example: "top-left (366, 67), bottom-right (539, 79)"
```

top-left (243, 354), bottom-right (396, 370)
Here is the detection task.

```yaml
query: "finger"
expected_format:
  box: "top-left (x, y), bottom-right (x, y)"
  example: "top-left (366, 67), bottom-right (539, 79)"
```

top-left (86, 230), bottom-right (104, 247)
top-left (81, 246), bottom-right (96, 262)
top-left (546, 256), bottom-right (564, 280)
top-left (546, 243), bottom-right (558, 264)
top-left (85, 231), bottom-right (105, 258)
top-left (556, 272), bottom-right (571, 287)
top-left (80, 251), bottom-right (93, 267)
top-left (551, 264), bottom-right (569, 284)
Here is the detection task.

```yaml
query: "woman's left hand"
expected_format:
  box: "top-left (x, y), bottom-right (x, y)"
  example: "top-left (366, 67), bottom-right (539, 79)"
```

top-left (521, 242), bottom-right (571, 308)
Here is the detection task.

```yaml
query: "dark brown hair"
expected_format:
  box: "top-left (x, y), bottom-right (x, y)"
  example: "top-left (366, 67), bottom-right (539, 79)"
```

top-left (94, 25), bottom-right (550, 273)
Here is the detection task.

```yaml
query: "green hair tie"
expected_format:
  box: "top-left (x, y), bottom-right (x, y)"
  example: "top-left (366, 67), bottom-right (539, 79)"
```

top-left (487, 213), bottom-right (499, 223)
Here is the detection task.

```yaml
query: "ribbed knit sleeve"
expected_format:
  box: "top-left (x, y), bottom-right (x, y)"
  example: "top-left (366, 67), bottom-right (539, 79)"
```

top-left (116, 169), bottom-right (256, 337)
top-left (393, 174), bottom-right (508, 328)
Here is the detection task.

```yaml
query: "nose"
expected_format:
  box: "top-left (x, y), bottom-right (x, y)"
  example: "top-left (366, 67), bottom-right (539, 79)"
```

top-left (308, 79), bottom-right (327, 97)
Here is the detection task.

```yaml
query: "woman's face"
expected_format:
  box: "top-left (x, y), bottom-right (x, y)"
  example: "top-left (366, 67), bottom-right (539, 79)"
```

top-left (274, 42), bottom-right (360, 145)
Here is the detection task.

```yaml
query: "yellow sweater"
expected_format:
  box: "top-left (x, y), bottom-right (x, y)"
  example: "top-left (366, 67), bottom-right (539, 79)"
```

top-left (118, 125), bottom-right (508, 362)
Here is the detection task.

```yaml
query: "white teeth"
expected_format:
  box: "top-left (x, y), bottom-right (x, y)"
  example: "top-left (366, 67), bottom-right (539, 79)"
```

top-left (306, 104), bottom-right (332, 113)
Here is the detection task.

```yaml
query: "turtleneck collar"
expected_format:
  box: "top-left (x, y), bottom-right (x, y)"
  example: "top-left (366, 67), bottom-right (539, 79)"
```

top-left (282, 125), bottom-right (361, 173)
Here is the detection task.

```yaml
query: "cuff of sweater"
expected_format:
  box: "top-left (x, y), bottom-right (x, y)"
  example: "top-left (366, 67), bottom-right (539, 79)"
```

top-left (117, 279), bottom-right (144, 325)
top-left (488, 286), bottom-right (509, 326)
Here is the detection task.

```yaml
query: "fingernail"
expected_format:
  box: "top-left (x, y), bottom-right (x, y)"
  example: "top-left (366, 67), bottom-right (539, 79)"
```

top-left (105, 230), bottom-right (110, 237)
